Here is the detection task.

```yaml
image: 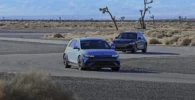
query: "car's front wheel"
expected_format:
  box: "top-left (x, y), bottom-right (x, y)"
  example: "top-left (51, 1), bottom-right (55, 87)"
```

top-left (142, 44), bottom-right (147, 53)
top-left (111, 67), bottom-right (120, 72)
top-left (63, 54), bottom-right (71, 68)
top-left (131, 45), bottom-right (137, 53)
top-left (78, 56), bottom-right (86, 70)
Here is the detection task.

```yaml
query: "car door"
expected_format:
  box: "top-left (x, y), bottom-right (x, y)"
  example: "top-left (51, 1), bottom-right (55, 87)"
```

top-left (137, 33), bottom-right (145, 49)
top-left (136, 33), bottom-right (141, 49)
top-left (67, 39), bottom-right (76, 63)
top-left (136, 33), bottom-right (144, 49)
top-left (140, 33), bottom-right (147, 48)
top-left (72, 39), bottom-right (80, 63)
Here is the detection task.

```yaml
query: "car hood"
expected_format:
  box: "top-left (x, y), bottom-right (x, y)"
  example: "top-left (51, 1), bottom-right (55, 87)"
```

top-left (82, 49), bottom-right (118, 55)
top-left (113, 39), bottom-right (136, 43)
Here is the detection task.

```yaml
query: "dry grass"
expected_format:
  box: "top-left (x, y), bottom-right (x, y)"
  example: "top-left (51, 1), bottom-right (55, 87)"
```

top-left (44, 31), bottom-right (119, 42)
top-left (145, 29), bottom-right (195, 46)
top-left (44, 29), bottom-right (195, 46)
top-left (1, 21), bottom-right (195, 30)
top-left (147, 38), bottom-right (162, 44)
top-left (0, 70), bottom-right (76, 100)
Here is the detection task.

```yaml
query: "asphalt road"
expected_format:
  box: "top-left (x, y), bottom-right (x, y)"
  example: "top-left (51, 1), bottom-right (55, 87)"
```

top-left (0, 37), bottom-right (195, 100)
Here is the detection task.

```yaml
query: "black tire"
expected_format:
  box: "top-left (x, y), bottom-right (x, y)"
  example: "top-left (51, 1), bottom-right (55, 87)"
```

top-left (131, 45), bottom-right (137, 53)
top-left (111, 67), bottom-right (120, 72)
top-left (63, 54), bottom-right (71, 68)
top-left (78, 56), bottom-right (86, 70)
top-left (142, 44), bottom-right (147, 53)
top-left (122, 51), bottom-right (126, 52)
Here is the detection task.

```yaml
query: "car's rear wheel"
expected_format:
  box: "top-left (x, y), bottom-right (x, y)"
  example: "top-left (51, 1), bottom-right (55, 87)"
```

top-left (131, 45), bottom-right (137, 53)
top-left (142, 44), bottom-right (147, 53)
top-left (63, 54), bottom-right (71, 68)
top-left (78, 56), bottom-right (86, 70)
top-left (111, 67), bottom-right (120, 72)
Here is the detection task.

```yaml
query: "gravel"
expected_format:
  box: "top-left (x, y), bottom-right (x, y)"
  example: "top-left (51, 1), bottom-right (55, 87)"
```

top-left (121, 56), bottom-right (195, 74)
top-left (55, 76), bottom-right (195, 100)
top-left (1, 73), bottom-right (194, 100)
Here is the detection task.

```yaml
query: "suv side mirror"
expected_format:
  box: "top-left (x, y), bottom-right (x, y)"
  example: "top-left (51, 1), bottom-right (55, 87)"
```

top-left (73, 46), bottom-right (80, 49)
top-left (111, 45), bottom-right (115, 49)
top-left (138, 37), bottom-right (142, 40)
top-left (115, 37), bottom-right (118, 39)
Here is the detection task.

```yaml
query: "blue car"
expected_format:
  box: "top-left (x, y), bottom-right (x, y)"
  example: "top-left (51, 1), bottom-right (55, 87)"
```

top-left (63, 37), bottom-right (120, 71)
top-left (111, 32), bottom-right (147, 53)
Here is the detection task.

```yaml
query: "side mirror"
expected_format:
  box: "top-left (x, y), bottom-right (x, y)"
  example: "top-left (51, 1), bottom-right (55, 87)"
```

top-left (73, 46), bottom-right (79, 49)
top-left (138, 37), bottom-right (142, 40)
top-left (111, 45), bottom-right (115, 49)
top-left (115, 37), bottom-right (118, 39)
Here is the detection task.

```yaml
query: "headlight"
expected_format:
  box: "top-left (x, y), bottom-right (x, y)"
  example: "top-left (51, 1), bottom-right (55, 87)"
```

top-left (129, 42), bottom-right (135, 45)
top-left (112, 54), bottom-right (119, 57)
top-left (83, 54), bottom-right (94, 58)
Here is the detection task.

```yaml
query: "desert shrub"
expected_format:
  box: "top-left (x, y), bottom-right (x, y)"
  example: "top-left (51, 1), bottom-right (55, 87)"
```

top-left (1, 71), bottom-right (76, 100)
top-left (53, 33), bottom-right (64, 38)
top-left (190, 37), bottom-right (195, 46)
top-left (147, 38), bottom-right (162, 44)
top-left (178, 38), bottom-right (192, 46)
top-left (167, 30), bottom-right (180, 37)
top-left (43, 34), bottom-right (49, 38)
top-left (162, 36), bottom-right (180, 45)
top-left (156, 33), bottom-right (166, 39)
top-left (169, 36), bottom-right (180, 44)
top-left (0, 24), bottom-right (5, 26)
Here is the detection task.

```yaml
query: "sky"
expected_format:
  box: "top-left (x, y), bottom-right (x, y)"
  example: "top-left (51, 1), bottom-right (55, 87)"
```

top-left (0, 0), bottom-right (194, 20)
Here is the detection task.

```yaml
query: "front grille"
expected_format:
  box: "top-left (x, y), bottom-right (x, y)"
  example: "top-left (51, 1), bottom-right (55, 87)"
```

top-left (94, 61), bottom-right (114, 65)
top-left (116, 45), bottom-right (133, 49)
top-left (89, 56), bottom-right (117, 60)
top-left (86, 61), bottom-right (120, 67)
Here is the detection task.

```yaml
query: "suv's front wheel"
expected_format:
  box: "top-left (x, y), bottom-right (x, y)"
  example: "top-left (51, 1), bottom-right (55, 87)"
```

top-left (63, 54), bottom-right (71, 68)
top-left (78, 56), bottom-right (86, 70)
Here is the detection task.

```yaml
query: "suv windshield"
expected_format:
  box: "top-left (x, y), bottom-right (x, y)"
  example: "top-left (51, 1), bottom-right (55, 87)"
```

top-left (118, 33), bottom-right (137, 39)
top-left (81, 40), bottom-right (111, 49)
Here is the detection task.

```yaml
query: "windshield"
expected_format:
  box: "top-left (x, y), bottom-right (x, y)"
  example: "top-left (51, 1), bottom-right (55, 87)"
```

top-left (118, 33), bottom-right (137, 39)
top-left (81, 40), bottom-right (111, 49)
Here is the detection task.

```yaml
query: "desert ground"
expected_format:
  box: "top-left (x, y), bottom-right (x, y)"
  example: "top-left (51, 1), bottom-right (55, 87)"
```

top-left (1, 20), bottom-right (194, 46)
top-left (0, 21), bottom-right (195, 100)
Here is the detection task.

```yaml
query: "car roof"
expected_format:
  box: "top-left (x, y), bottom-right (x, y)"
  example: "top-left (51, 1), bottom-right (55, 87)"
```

top-left (120, 31), bottom-right (142, 34)
top-left (79, 37), bottom-right (105, 41)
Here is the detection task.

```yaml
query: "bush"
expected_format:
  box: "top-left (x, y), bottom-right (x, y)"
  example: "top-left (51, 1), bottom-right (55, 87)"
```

top-left (190, 38), bottom-right (195, 46)
top-left (0, 71), bottom-right (76, 100)
top-left (148, 38), bottom-right (162, 44)
top-left (178, 38), bottom-right (192, 46)
top-left (53, 33), bottom-right (64, 38)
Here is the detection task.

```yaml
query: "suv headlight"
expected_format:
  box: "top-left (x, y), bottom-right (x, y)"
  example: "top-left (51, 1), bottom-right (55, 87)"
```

top-left (112, 54), bottom-right (119, 57)
top-left (83, 54), bottom-right (94, 58)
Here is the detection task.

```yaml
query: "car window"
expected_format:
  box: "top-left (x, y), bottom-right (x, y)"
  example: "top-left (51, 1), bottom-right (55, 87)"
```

top-left (68, 39), bottom-right (76, 48)
top-left (81, 40), bottom-right (111, 49)
top-left (118, 33), bottom-right (137, 39)
top-left (75, 40), bottom-right (80, 48)
top-left (68, 40), bottom-right (73, 47)
top-left (140, 33), bottom-right (145, 40)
